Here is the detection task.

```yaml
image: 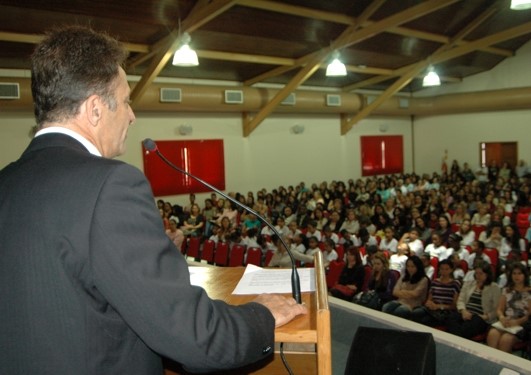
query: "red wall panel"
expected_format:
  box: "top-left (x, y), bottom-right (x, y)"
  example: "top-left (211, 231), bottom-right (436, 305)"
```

top-left (360, 136), bottom-right (403, 176)
top-left (142, 139), bottom-right (225, 197)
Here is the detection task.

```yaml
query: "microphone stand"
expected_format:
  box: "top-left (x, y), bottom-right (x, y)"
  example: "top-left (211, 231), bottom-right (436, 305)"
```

top-left (143, 139), bottom-right (302, 304)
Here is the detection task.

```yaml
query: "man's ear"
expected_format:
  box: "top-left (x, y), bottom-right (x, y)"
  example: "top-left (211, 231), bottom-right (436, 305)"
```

top-left (84, 94), bottom-right (103, 127)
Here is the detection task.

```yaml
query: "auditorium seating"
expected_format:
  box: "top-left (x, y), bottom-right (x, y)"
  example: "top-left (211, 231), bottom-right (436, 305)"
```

top-left (229, 244), bottom-right (245, 267)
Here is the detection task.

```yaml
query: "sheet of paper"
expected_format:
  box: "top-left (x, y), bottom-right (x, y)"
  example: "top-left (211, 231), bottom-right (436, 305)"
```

top-left (232, 264), bottom-right (315, 295)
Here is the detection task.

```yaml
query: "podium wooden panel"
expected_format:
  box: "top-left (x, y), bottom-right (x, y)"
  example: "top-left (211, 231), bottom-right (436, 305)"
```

top-left (165, 251), bottom-right (331, 374)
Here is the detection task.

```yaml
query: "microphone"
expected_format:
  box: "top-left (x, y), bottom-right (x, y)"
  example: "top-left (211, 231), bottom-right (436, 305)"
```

top-left (142, 138), bottom-right (302, 304)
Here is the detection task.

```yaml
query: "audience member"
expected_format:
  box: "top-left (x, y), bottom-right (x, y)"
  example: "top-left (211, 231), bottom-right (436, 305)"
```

top-left (382, 256), bottom-right (430, 319)
top-left (358, 252), bottom-right (399, 310)
top-left (380, 226), bottom-right (398, 254)
top-left (399, 227), bottom-right (424, 257)
top-left (166, 219), bottom-right (185, 252)
top-left (321, 238), bottom-right (339, 267)
top-left (421, 253), bottom-right (435, 280)
top-left (467, 240), bottom-right (491, 270)
top-left (487, 263), bottom-right (530, 353)
top-left (329, 247), bottom-right (365, 301)
top-left (446, 262), bottom-right (501, 339)
top-left (389, 243), bottom-right (409, 275)
top-left (424, 232), bottom-right (451, 261)
top-left (457, 219), bottom-right (476, 247)
top-left (412, 259), bottom-right (461, 327)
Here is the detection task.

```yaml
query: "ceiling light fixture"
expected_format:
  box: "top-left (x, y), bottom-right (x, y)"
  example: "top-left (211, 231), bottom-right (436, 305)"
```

top-left (510, 0), bottom-right (531, 10)
top-left (172, 32), bottom-right (199, 67)
top-left (326, 51), bottom-right (347, 77)
top-left (422, 65), bottom-right (441, 87)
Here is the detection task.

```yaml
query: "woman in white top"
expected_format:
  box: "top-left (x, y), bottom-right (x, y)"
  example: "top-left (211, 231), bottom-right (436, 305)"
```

top-left (380, 226), bottom-right (398, 254)
top-left (399, 227), bottom-right (424, 257)
top-left (457, 219), bottom-right (476, 247)
top-left (322, 238), bottom-right (339, 267)
top-left (390, 243), bottom-right (409, 275)
top-left (451, 202), bottom-right (470, 225)
top-left (424, 232), bottom-right (451, 261)
top-left (471, 204), bottom-right (491, 227)
top-left (478, 221), bottom-right (503, 253)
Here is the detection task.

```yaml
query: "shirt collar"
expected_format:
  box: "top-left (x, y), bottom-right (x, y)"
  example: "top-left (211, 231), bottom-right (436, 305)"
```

top-left (35, 127), bottom-right (102, 157)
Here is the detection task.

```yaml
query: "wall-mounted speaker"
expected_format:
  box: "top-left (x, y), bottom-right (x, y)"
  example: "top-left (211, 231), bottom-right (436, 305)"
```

top-left (291, 124), bottom-right (305, 134)
top-left (344, 327), bottom-right (436, 375)
top-left (177, 124), bottom-right (193, 135)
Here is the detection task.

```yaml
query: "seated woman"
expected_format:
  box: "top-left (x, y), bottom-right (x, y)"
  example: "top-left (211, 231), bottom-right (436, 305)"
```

top-left (181, 203), bottom-right (204, 237)
top-left (217, 216), bottom-right (235, 243)
top-left (478, 221), bottom-right (503, 253)
top-left (389, 242), bottom-right (409, 275)
top-left (165, 219), bottom-right (185, 252)
top-left (380, 226), bottom-right (398, 254)
top-left (451, 202), bottom-right (470, 226)
top-left (424, 231), bottom-right (451, 261)
top-left (411, 259), bottom-right (461, 327)
top-left (382, 256), bottom-right (430, 319)
top-left (321, 238), bottom-right (339, 267)
top-left (329, 247), bottom-right (365, 301)
top-left (446, 262), bottom-right (501, 339)
top-left (356, 252), bottom-right (398, 310)
top-left (437, 215), bottom-right (453, 247)
top-left (499, 224), bottom-right (526, 266)
top-left (487, 263), bottom-right (531, 353)
top-left (457, 219), bottom-right (476, 247)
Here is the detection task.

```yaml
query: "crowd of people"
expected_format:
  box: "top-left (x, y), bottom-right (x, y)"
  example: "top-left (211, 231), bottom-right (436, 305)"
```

top-left (158, 159), bottom-right (531, 356)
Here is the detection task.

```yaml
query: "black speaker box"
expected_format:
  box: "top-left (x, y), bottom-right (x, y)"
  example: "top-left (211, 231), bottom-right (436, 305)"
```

top-left (344, 326), bottom-right (436, 375)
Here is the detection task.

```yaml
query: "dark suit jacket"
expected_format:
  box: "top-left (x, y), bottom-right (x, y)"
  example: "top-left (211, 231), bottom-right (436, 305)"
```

top-left (0, 134), bottom-right (274, 374)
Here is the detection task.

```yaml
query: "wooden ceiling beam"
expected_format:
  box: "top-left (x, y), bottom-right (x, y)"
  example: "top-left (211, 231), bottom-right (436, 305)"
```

top-left (236, 0), bottom-right (356, 25)
top-left (0, 31), bottom-right (149, 54)
top-left (340, 4), bottom-right (501, 132)
top-left (243, 0), bottom-right (461, 137)
top-left (130, 0), bottom-right (236, 104)
top-left (339, 0), bottom-right (460, 48)
top-left (243, 0), bottom-right (459, 86)
top-left (342, 4), bottom-right (511, 93)
top-left (432, 21), bottom-right (531, 65)
top-left (241, 0), bottom-right (387, 136)
top-left (341, 21), bottom-right (531, 134)
top-left (341, 61), bottom-right (427, 135)
top-left (238, 0), bottom-right (512, 57)
top-left (197, 50), bottom-right (294, 65)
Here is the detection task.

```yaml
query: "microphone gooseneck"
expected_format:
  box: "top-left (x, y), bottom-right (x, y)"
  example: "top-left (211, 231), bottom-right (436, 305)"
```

top-left (142, 138), bottom-right (302, 304)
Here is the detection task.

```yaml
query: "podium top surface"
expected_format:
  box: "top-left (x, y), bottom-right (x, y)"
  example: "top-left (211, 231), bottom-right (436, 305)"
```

top-left (189, 266), bottom-right (318, 343)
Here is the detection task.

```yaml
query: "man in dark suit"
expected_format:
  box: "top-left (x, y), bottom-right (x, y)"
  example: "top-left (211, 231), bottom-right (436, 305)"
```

top-left (0, 26), bottom-right (306, 374)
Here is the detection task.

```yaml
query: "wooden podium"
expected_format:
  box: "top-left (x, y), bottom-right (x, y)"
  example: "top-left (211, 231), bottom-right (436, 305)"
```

top-left (165, 251), bottom-right (331, 374)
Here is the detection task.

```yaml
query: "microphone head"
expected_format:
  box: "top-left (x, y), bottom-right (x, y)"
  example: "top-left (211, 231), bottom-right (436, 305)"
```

top-left (142, 138), bottom-right (158, 152)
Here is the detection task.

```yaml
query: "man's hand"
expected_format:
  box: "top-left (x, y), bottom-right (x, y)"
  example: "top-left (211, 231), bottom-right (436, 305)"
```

top-left (253, 294), bottom-right (308, 328)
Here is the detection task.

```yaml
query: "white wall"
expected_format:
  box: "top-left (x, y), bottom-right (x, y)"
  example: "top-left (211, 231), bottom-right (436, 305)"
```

top-left (412, 110), bottom-right (531, 175)
top-left (412, 39), bottom-right (531, 175)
